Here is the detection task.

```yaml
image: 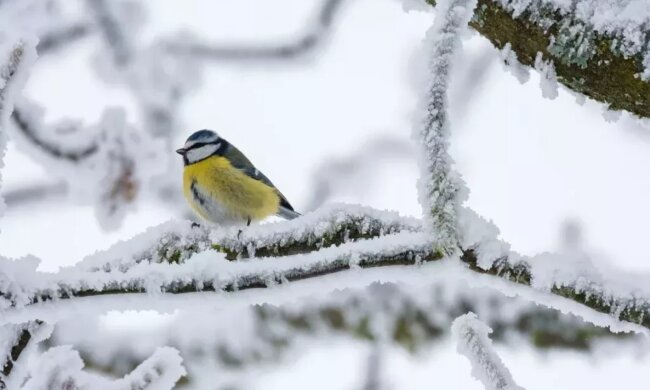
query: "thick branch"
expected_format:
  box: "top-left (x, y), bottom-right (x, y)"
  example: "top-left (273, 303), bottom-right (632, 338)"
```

top-left (0, 207), bottom-right (648, 332)
top-left (77, 205), bottom-right (422, 272)
top-left (426, 0), bottom-right (650, 118)
top-left (1, 231), bottom-right (649, 332)
top-left (461, 249), bottom-right (650, 330)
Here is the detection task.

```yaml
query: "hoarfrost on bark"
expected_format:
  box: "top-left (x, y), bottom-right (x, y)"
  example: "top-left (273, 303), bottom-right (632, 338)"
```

top-left (414, 0), bottom-right (477, 252)
top-left (452, 312), bottom-right (524, 390)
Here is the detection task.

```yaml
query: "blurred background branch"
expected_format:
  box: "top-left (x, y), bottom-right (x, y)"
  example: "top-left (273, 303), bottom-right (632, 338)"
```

top-left (164, 0), bottom-right (347, 62)
top-left (45, 282), bottom-right (645, 387)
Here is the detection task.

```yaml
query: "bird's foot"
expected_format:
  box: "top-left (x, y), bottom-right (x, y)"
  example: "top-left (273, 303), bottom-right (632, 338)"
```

top-left (237, 229), bottom-right (243, 239)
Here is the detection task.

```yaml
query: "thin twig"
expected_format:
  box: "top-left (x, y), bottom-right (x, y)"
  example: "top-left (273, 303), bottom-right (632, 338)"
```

top-left (36, 23), bottom-right (93, 55)
top-left (165, 0), bottom-right (346, 62)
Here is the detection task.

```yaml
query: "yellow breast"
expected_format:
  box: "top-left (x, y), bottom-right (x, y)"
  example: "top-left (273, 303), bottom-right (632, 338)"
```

top-left (183, 156), bottom-right (281, 222)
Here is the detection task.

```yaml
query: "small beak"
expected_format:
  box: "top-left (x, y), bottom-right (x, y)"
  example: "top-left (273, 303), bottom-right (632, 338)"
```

top-left (176, 148), bottom-right (186, 155)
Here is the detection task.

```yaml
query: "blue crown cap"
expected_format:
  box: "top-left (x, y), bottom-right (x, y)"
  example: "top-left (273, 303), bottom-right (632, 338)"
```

top-left (187, 129), bottom-right (220, 143)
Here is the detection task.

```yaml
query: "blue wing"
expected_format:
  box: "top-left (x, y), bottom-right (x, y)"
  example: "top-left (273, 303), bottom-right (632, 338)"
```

top-left (223, 143), bottom-right (299, 218)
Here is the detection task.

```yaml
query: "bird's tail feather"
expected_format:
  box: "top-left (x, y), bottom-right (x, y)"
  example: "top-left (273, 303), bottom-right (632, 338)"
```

top-left (278, 207), bottom-right (301, 220)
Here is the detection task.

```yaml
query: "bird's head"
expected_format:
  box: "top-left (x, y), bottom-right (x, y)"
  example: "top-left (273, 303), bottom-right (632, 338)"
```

top-left (176, 129), bottom-right (226, 165)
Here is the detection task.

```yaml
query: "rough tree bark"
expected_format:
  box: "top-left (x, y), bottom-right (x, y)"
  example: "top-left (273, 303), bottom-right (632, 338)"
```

top-left (426, 0), bottom-right (650, 118)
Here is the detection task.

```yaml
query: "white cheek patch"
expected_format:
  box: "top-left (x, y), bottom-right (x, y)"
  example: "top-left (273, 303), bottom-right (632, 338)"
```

top-left (186, 143), bottom-right (221, 163)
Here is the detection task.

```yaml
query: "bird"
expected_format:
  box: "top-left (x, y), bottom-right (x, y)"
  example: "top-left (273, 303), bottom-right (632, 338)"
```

top-left (176, 129), bottom-right (300, 228)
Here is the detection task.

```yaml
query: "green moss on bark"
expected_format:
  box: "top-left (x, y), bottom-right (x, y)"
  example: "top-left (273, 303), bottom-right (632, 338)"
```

top-left (426, 0), bottom-right (650, 118)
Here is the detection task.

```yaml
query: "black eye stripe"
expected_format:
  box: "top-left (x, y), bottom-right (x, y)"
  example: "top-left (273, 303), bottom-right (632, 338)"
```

top-left (186, 141), bottom-right (220, 150)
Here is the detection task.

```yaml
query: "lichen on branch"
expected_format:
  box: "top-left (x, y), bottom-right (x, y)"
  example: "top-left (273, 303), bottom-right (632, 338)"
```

top-left (424, 0), bottom-right (650, 118)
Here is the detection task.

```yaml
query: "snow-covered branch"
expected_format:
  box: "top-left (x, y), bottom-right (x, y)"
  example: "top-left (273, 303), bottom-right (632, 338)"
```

top-left (0, 205), bottom-right (649, 333)
top-left (77, 204), bottom-right (422, 272)
top-left (10, 105), bottom-right (98, 163)
top-left (85, 0), bottom-right (133, 66)
top-left (1, 231), bottom-right (434, 309)
top-left (415, 0), bottom-right (475, 253)
top-left (9, 103), bottom-right (165, 230)
top-left (452, 312), bottom-right (524, 390)
top-left (49, 282), bottom-right (635, 383)
top-left (0, 321), bottom-right (42, 388)
top-left (461, 247), bottom-right (650, 331)
top-left (418, 0), bottom-right (650, 118)
top-left (17, 346), bottom-right (185, 390)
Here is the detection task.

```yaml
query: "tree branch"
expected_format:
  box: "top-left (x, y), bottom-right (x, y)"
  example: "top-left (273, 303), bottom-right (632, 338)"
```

top-left (0, 206), bottom-right (648, 332)
top-left (452, 312), bottom-right (524, 390)
top-left (36, 23), bottom-right (93, 55)
top-left (85, 0), bottom-right (132, 66)
top-left (11, 106), bottom-right (98, 163)
top-left (49, 281), bottom-right (634, 382)
top-left (18, 345), bottom-right (185, 390)
top-left (2, 181), bottom-right (66, 208)
top-left (0, 321), bottom-right (44, 389)
top-left (460, 249), bottom-right (650, 330)
top-left (425, 0), bottom-right (650, 118)
top-left (164, 0), bottom-right (346, 62)
top-left (415, 0), bottom-right (475, 253)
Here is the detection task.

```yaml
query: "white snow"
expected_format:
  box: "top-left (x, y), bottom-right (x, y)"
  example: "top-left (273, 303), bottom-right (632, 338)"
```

top-left (212, 203), bottom-right (423, 257)
top-left (0, 229), bottom-right (434, 313)
top-left (395, 0), bottom-right (433, 13)
top-left (1, 1), bottom-right (650, 388)
top-left (452, 312), bottom-right (524, 390)
top-left (76, 219), bottom-right (211, 272)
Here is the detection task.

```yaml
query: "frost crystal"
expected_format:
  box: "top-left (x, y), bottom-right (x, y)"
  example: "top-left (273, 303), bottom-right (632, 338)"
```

top-left (499, 43), bottom-right (530, 84)
top-left (415, 0), bottom-right (476, 252)
top-left (452, 312), bottom-right (524, 390)
top-left (602, 107), bottom-right (622, 123)
top-left (642, 51), bottom-right (650, 81)
top-left (534, 52), bottom-right (558, 99)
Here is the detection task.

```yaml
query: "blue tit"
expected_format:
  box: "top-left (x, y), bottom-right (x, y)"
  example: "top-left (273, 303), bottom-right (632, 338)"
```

top-left (176, 129), bottom-right (300, 227)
